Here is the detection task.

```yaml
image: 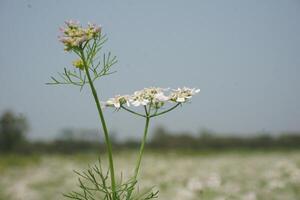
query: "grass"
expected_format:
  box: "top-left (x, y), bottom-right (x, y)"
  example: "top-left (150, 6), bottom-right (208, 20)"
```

top-left (0, 150), bottom-right (299, 200)
top-left (0, 154), bottom-right (40, 172)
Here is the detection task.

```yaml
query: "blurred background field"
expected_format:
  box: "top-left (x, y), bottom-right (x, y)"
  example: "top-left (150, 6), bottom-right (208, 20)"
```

top-left (1, 111), bottom-right (300, 200)
top-left (1, 150), bottom-right (300, 200)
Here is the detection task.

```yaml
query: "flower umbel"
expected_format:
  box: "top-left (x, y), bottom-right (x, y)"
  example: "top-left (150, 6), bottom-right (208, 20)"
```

top-left (170, 87), bottom-right (200, 103)
top-left (129, 87), bottom-right (169, 107)
top-left (59, 20), bottom-right (101, 51)
top-left (103, 86), bottom-right (199, 199)
top-left (105, 87), bottom-right (200, 108)
top-left (48, 21), bottom-right (116, 89)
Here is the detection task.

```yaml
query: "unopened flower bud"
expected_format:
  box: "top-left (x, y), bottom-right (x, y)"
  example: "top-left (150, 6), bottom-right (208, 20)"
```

top-left (72, 59), bottom-right (84, 70)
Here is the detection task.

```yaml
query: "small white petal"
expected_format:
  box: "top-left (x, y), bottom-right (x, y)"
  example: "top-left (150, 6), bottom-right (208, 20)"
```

top-left (132, 101), bottom-right (140, 107)
top-left (176, 97), bottom-right (185, 102)
top-left (141, 101), bottom-right (148, 106)
top-left (155, 93), bottom-right (169, 101)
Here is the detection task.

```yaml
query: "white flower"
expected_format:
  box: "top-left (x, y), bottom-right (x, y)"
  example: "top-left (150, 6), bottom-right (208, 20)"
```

top-left (130, 97), bottom-right (149, 107)
top-left (206, 173), bottom-right (221, 189)
top-left (242, 192), bottom-right (256, 200)
top-left (154, 92), bottom-right (170, 102)
top-left (129, 91), bottom-right (150, 107)
top-left (105, 86), bottom-right (199, 109)
top-left (170, 87), bottom-right (200, 103)
top-left (186, 177), bottom-right (203, 192)
top-left (105, 95), bottom-right (130, 108)
top-left (129, 87), bottom-right (169, 107)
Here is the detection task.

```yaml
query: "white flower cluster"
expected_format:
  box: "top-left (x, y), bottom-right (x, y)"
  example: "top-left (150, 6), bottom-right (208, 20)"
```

top-left (170, 87), bottom-right (200, 103)
top-left (105, 87), bottom-right (200, 108)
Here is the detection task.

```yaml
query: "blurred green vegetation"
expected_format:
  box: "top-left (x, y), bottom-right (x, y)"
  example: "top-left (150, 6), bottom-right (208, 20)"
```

top-left (0, 154), bottom-right (40, 172)
top-left (0, 151), bottom-right (299, 200)
top-left (1, 111), bottom-right (299, 200)
top-left (148, 126), bottom-right (300, 150)
top-left (1, 111), bottom-right (300, 155)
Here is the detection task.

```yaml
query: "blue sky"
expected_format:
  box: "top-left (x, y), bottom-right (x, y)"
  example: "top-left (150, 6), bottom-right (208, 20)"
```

top-left (0, 0), bottom-right (300, 140)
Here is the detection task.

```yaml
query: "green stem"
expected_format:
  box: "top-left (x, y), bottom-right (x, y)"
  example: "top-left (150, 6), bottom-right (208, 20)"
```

top-left (80, 50), bottom-right (117, 199)
top-left (125, 103), bottom-right (180, 199)
top-left (150, 103), bottom-right (180, 118)
top-left (120, 105), bottom-right (146, 118)
top-left (127, 116), bottom-right (150, 199)
top-left (133, 116), bottom-right (150, 180)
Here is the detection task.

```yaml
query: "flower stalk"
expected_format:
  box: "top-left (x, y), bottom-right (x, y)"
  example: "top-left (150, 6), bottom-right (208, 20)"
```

top-left (105, 87), bottom-right (200, 198)
top-left (127, 108), bottom-right (150, 199)
top-left (80, 49), bottom-right (117, 199)
top-left (134, 116), bottom-right (150, 180)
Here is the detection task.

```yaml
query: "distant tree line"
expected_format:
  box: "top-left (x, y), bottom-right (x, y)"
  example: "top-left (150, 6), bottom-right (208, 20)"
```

top-left (0, 110), bottom-right (28, 152)
top-left (147, 126), bottom-right (300, 150)
top-left (1, 111), bottom-right (300, 154)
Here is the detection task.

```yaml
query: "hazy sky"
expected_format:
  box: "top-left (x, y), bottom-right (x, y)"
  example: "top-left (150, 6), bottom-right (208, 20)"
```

top-left (1, 0), bottom-right (300, 140)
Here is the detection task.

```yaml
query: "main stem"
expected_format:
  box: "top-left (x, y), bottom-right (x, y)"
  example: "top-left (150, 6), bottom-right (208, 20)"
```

top-left (80, 50), bottom-right (117, 199)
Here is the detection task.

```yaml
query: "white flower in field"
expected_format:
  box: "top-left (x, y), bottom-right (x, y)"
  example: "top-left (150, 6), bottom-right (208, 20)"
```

top-left (223, 183), bottom-right (240, 193)
top-left (170, 87), bottom-right (200, 103)
top-left (186, 177), bottom-right (203, 192)
top-left (290, 169), bottom-right (300, 184)
top-left (267, 179), bottom-right (285, 189)
top-left (215, 197), bottom-right (226, 200)
top-left (242, 192), bottom-right (256, 200)
top-left (105, 95), bottom-right (130, 108)
top-left (175, 188), bottom-right (195, 200)
top-left (206, 173), bottom-right (221, 189)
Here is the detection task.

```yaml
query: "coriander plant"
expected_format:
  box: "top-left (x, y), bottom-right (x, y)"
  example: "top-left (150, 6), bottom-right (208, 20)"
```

top-left (48, 20), bottom-right (200, 200)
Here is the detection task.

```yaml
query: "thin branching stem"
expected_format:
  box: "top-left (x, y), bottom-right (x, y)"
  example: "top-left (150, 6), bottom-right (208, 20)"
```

top-left (133, 116), bottom-right (150, 179)
top-left (120, 106), bottom-right (146, 118)
top-left (127, 106), bottom-right (151, 199)
top-left (79, 49), bottom-right (117, 199)
top-left (150, 103), bottom-right (181, 118)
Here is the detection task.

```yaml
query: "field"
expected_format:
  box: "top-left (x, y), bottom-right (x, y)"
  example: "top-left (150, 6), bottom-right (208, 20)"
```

top-left (0, 150), bottom-right (300, 200)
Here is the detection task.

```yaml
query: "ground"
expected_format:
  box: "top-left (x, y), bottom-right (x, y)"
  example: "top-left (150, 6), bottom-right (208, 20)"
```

top-left (0, 150), bottom-right (300, 200)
